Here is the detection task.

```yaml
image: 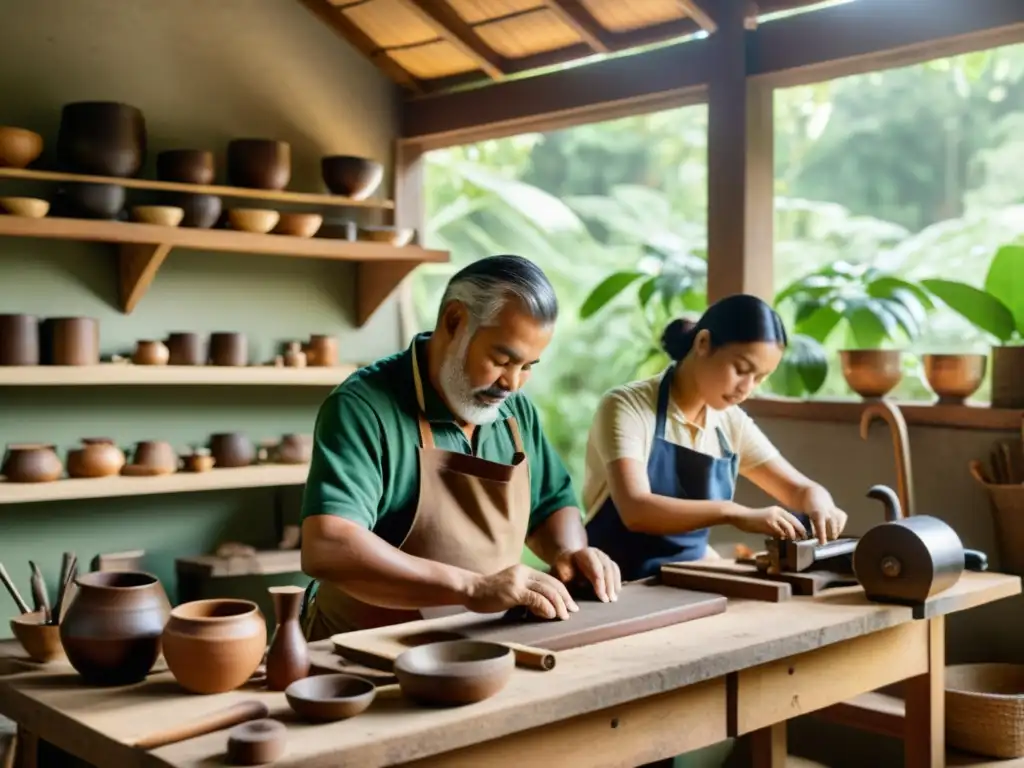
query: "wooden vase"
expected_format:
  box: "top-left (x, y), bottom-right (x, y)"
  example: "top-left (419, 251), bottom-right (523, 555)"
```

top-left (265, 586), bottom-right (309, 691)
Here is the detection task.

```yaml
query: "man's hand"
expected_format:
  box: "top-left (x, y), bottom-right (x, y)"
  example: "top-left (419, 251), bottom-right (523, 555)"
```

top-left (465, 564), bottom-right (579, 620)
top-left (551, 547), bottom-right (622, 603)
top-left (806, 504), bottom-right (849, 545)
top-left (727, 504), bottom-right (808, 540)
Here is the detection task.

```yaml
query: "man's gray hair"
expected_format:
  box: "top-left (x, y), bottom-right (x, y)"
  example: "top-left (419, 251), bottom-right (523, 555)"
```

top-left (438, 255), bottom-right (558, 329)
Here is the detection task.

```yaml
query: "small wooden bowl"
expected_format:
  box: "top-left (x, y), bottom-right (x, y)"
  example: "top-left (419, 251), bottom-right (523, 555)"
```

top-left (0, 127), bottom-right (43, 169)
top-left (10, 611), bottom-right (64, 663)
top-left (839, 349), bottom-right (903, 398)
top-left (357, 225), bottom-right (414, 247)
top-left (273, 212), bottom-right (323, 238)
top-left (394, 640), bottom-right (514, 707)
top-left (130, 205), bottom-right (184, 227)
top-left (228, 208), bottom-right (280, 234)
top-left (321, 155), bottom-right (383, 199)
top-left (922, 353), bottom-right (987, 405)
top-left (285, 674), bottom-right (376, 721)
top-left (0, 196), bottom-right (49, 218)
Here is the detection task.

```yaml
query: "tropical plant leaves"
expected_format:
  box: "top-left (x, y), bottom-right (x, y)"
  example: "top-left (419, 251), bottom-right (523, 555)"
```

top-left (767, 334), bottom-right (828, 397)
top-left (983, 244), bottom-right (1024, 335)
top-left (580, 272), bottom-right (645, 318)
top-left (920, 278), bottom-right (1016, 342)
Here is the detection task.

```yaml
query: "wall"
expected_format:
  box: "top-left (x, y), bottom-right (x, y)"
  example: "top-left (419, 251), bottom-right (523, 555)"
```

top-left (0, 0), bottom-right (402, 637)
top-left (722, 417), bottom-right (1024, 664)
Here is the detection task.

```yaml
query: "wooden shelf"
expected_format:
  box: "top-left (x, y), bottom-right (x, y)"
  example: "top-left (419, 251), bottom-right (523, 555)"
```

top-left (0, 363), bottom-right (357, 386)
top-left (176, 549), bottom-right (302, 579)
top-left (0, 166), bottom-right (393, 210)
top-left (0, 214), bottom-right (447, 324)
top-left (743, 396), bottom-right (1024, 431)
top-left (0, 464), bottom-right (308, 505)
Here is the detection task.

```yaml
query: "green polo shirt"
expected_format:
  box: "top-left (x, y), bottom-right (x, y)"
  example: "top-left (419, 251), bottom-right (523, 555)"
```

top-left (300, 333), bottom-right (578, 546)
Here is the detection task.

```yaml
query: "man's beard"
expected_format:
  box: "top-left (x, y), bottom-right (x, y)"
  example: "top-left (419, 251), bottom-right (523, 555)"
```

top-left (438, 328), bottom-right (510, 425)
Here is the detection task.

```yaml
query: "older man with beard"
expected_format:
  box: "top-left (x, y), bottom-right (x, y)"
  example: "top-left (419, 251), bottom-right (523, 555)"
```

top-left (299, 254), bottom-right (621, 640)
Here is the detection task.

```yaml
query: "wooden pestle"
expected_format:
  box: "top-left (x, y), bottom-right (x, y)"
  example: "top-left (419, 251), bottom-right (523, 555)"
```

top-left (132, 701), bottom-right (270, 750)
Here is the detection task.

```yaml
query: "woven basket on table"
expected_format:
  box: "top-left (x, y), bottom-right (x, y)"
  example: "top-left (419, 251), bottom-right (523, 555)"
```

top-left (946, 663), bottom-right (1024, 758)
top-left (972, 476), bottom-right (1024, 576)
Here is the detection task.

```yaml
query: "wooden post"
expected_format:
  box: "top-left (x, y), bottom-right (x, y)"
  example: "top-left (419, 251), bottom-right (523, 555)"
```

top-left (904, 616), bottom-right (945, 768)
top-left (706, 0), bottom-right (774, 303)
top-left (394, 139), bottom-right (426, 346)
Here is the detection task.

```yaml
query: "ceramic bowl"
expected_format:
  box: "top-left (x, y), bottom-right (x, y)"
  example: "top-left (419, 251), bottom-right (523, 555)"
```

top-left (357, 226), bottom-right (414, 247)
top-left (285, 674), bottom-right (376, 721)
top-left (130, 205), bottom-right (184, 227)
top-left (922, 353), bottom-right (987, 405)
top-left (156, 149), bottom-right (215, 185)
top-left (0, 126), bottom-right (43, 169)
top-left (0, 196), bottom-right (49, 218)
top-left (273, 212), bottom-right (323, 238)
top-left (10, 611), bottom-right (64, 663)
top-left (228, 208), bottom-right (279, 234)
top-left (839, 349), bottom-right (903, 399)
top-left (321, 155), bottom-right (383, 199)
top-left (394, 640), bottom-right (514, 706)
top-left (227, 139), bottom-right (290, 190)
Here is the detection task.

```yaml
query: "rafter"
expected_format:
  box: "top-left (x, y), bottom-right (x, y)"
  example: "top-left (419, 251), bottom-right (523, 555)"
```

top-left (676, 0), bottom-right (717, 33)
top-left (392, 0), bottom-right (505, 79)
top-left (540, 0), bottom-right (610, 53)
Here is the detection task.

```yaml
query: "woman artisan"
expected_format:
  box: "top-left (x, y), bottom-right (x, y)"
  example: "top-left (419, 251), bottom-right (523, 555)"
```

top-left (582, 293), bottom-right (849, 581)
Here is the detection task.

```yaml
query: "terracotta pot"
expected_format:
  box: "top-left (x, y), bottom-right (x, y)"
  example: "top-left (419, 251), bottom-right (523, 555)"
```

top-left (42, 317), bottom-right (100, 366)
top-left (166, 192), bottom-right (222, 229)
top-left (166, 332), bottom-right (206, 366)
top-left (10, 611), bottom-right (65, 663)
top-left (156, 149), bottom-right (215, 185)
top-left (266, 434), bottom-right (312, 465)
top-left (227, 139), bottom-right (290, 190)
top-left (132, 340), bottom-right (170, 366)
top-left (839, 349), bottom-right (903, 399)
top-left (266, 586), bottom-right (310, 691)
top-left (129, 440), bottom-right (177, 474)
top-left (304, 335), bottom-right (338, 367)
top-left (67, 438), bottom-right (126, 479)
top-left (282, 341), bottom-right (306, 368)
top-left (991, 346), bottom-right (1024, 409)
top-left (0, 314), bottom-right (40, 365)
top-left (62, 182), bottom-right (125, 220)
top-left (320, 155), bottom-right (384, 200)
top-left (0, 126), bottom-right (43, 169)
top-left (921, 353), bottom-right (987, 405)
top-left (56, 101), bottom-right (146, 177)
top-left (210, 433), bottom-right (255, 468)
top-left (209, 332), bottom-right (248, 366)
top-left (2, 444), bottom-right (63, 483)
top-left (162, 599), bottom-right (267, 694)
top-left (59, 571), bottom-right (170, 685)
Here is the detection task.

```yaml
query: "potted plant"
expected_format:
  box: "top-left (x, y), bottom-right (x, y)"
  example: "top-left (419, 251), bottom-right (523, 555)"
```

top-left (921, 243), bottom-right (1024, 408)
top-left (773, 261), bottom-right (934, 399)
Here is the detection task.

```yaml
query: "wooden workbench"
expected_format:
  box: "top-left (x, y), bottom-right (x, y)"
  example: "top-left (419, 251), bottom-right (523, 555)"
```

top-left (0, 571), bottom-right (1018, 768)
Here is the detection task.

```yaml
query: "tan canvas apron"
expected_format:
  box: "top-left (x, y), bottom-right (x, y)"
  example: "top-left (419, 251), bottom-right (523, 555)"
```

top-left (303, 344), bottom-right (533, 641)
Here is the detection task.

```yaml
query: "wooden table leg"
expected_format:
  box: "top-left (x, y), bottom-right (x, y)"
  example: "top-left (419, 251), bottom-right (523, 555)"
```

top-left (904, 616), bottom-right (944, 768)
top-left (750, 723), bottom-right (786, 768)
top-left (13, 727), bottom-right (37, 768)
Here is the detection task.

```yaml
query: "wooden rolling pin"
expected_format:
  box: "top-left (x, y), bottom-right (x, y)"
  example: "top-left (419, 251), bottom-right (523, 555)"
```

top-left (132, 701), bottom-right (269, 750)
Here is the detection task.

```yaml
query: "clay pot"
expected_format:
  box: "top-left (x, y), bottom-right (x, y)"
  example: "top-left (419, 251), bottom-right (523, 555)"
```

top-left (0, 126), bottom-right (43, 169)
top-left (129, 440), bottom-right (177, 474)
top-left (266, 586), bottom-right (309, 691)
top-left (129, 206), bottom-right (183, 227)
top-left (0, 197), bottom-right (49, 218)
top-left (67, 438), bottom-right (126, 479)
top-left (166, 332), bottom-right (206, 365)
top-left (320, 155), bottom-right (384, 200)
top-left (10, 611), bottom-right (65, 663)
top-left (273, 212), bottom-right (322, 238)
top-left (282, 341), bottom-right (306, 368)
top-left (42, 317), bottom-right (100, 366)
top-left (166, 193), bottom-right (222, 229)
top-left (62, 182), bottom-right (125, 219)
top-left (304, 335), bottom-right (338, 367)
top-left (132, 340), bottom-right (170, 366)
top-left (59, 571), bottom-right (171, 685)
top-left (922, 353), bottom-right (987, 405)
top-left (162, 598), bottom-right (267, 694)
top-left (209, 332), bottom-right (248, 366)
top-left (285, 674), bottom-right (375, 722)
top-left (839, 350), bottom-right (903, 399)
top-left (991, 346), bottom-right (1024, 409)
top-left (0, 314), bottom-right (40, 365)
top-left (2, 444), bottom-right (63, 483)
top-left (210, 433), bottom-right (255, 468)
top-left (156, 149), bottom-right (215, 185)
top-left (394, 640), bottom-right (514, 706)
top-left (265, 434), bottom-right (312, 465)
top-left (227, 139), bottom-right (291, 190)
top-left (56, 101), bottom-right (146, 177)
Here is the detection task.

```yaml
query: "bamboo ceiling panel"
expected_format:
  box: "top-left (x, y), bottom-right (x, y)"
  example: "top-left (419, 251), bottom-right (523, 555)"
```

top-left (387, 39), bottom-right (483, 78)
top-left (476, 8), bottom-right (584, 57)
top-left (446, 0), bottom-right (546, 24)
top-left (344, 0), bottom-right (440, 48)
top-left (581, 0), bottom-right (690, 32)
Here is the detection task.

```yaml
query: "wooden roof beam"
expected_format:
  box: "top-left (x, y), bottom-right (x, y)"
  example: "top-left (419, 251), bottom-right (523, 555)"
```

top-left (392, 0), bottom-right (506, 79)
top-left (296, 0), bottom-right (422, 92)
top-left (675, 1), bottom-right (717, 34)
top-left (541, 1), bottom-right (612, 53)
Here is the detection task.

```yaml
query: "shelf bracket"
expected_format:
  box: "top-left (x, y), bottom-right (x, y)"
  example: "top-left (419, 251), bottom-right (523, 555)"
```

top-left (118, 242), bottom-right (172, 313)
top-left (355, 260), bottom-right (423, 327)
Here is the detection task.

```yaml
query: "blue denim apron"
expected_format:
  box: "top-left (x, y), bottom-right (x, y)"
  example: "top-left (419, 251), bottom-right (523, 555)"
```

top-left (585, 364), bottom-right (740, 582)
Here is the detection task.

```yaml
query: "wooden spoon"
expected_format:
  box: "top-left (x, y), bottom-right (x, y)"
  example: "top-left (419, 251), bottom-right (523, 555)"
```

top-left (0, 563), bottom-right (31, 615)
top-left (132, 701), bottom-right (269, 750)
top-left (968, 460), bottom-right (992, 486)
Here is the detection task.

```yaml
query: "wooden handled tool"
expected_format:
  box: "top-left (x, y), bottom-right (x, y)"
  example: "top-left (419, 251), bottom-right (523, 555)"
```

top-left (0, 562), bottom-right (31, 615)
top-left (132, 701), bottom-right (270, 750)
top-left (28, 562), bottom-right (50, 623)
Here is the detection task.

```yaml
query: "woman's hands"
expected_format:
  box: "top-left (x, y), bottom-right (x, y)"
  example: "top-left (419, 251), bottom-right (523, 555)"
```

top-left (725, 500), bottom-right (848, 543)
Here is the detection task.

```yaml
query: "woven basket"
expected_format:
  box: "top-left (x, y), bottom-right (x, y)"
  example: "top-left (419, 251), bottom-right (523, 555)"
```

top-left (973, 477), bottom-right (1024, 576)
top-left (946, 663), bottom-right (1024, 758)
